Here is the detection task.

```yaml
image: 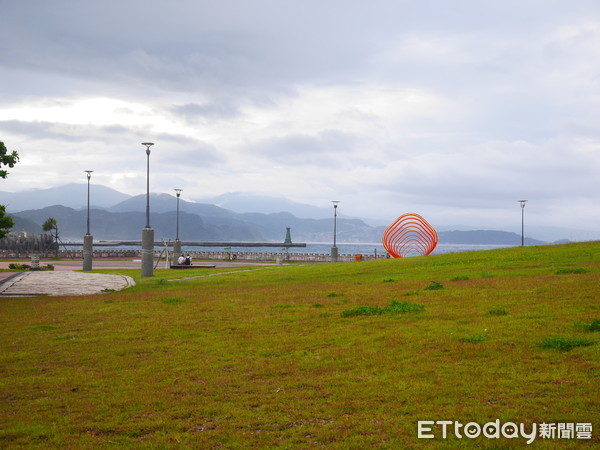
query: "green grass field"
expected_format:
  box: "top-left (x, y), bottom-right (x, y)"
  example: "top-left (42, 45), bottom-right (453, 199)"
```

top-left (1, 242), bottom-right (599, 448)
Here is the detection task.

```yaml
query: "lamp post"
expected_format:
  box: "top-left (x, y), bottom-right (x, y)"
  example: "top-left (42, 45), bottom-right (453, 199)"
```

top-left (331, 201), bottom-right (340, 262)
top-left (141, 142), bottom-right (154, 277)
top-left (82, 170), bottom-right (93, 271)
top-left (173, 188), bottom-right (182, 264)
top-left (519, 200), bottom-right (527, 247)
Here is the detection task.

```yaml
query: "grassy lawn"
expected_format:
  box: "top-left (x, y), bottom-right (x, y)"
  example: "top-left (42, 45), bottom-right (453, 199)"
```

top-left (0, 242), bottom-right (598, 448)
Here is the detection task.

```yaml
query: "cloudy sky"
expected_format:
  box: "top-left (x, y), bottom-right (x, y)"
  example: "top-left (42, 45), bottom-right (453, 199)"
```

top-left (1, 0), bottom-right (599, 231)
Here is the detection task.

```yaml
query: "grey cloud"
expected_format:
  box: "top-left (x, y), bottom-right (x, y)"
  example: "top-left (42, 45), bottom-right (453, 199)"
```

top-left (170, 101), bottom-right (241, 122)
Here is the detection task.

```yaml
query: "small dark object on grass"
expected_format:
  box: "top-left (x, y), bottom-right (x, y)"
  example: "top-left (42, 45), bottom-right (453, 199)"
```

top-left (160, 297), bottom-right (185, 304)
top-left (459, 335), bottom-right (486, 343)
top-left (488, 309), bottom-right (508, 316)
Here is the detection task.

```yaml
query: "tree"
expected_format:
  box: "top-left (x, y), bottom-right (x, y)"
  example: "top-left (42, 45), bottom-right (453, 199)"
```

top-left (0, 141), bottom-right (19, 238)
top-left (43, 218), bottom-right (59, 256)
top-left (0, 141), bottom-right (19, 179)
top-left (0, 206), bottom-right (13, 239)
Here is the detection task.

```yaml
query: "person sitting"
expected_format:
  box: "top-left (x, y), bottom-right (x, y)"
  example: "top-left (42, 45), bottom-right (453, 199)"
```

top-left (185, 254), bottom-right (192, 265)
top-left (177, 254), bottom-right (185, 265)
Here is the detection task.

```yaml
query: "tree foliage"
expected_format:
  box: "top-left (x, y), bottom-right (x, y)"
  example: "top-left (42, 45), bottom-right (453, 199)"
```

top-left (0, 141), bottom-right (19, 238)
top-left (0, 206), bottom-right (13, 239)
top-left (0, 141), bottom-right (19, 179)
top-left (43, 218), bottom-right (60, 256)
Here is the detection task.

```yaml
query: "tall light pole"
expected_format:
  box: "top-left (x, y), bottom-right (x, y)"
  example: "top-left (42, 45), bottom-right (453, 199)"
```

top-left (82, 170), bottom-right (93, 271)
top-left (173, 188), bottom-right (183, 265)
top-left (519, 200), bottom-right (527, 247)
top-left (141, 142), bottom-right (154, 277)
top-left (331, 201), bottom-right (340, 262)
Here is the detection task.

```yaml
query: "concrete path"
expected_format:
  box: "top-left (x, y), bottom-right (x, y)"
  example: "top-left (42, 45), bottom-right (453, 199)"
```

top-left (0, 271), bottom-right (136, 297)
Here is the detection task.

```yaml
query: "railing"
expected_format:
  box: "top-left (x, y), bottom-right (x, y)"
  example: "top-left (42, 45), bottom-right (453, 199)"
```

top-left (0, 249), bottom-right (385, 262)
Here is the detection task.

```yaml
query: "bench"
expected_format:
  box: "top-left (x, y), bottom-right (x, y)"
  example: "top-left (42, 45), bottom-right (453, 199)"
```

top-left (170, 264), bottom-right (216, 269)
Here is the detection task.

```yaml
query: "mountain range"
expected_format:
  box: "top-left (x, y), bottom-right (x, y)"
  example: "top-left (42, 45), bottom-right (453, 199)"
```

top-left (1, 183), bottom-right (593, 245)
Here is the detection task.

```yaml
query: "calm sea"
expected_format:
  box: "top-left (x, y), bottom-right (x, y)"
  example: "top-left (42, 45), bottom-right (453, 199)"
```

top-left (178, 242), bottom-right (513, 256)
top-left (65, 242), bottom-right (513, 256)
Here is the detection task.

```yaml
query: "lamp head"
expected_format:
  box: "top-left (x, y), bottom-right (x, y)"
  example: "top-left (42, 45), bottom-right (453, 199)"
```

top-left (84, 170), bottom-right (93, 180)
top-left (174, 188), bottom-right (182, 198)
top-left (141, 142), bottom-right (154, 155)
top-left (332, 200), bottom-right (340, 208)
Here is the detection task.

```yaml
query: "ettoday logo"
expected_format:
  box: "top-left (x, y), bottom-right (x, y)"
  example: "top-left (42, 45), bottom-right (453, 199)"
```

top-left (418, 420), bottom-right (593, 444)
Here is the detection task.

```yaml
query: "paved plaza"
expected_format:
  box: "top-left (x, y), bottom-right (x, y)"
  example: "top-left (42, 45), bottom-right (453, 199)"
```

top-left (0, 271), bottom-right (136, 297)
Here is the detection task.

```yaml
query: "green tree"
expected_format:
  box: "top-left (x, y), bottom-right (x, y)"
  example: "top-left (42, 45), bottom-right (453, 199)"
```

top-left (43, 218), bottom-right (59, 256)
top-left (0, 141), bottom-right (20, 238)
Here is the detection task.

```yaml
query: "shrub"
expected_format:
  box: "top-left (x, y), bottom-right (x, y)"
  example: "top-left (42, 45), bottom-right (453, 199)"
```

top-left (574, 319), bottom-right (600, 332)
top-left (382, 278), bottom-right (397, 283)
top-left (342, 300), bottom-right (424, 317)
top-left (488, 309), bottom-right (508, 316)
top-left (538, 337), bottom-right (595, 351)
top-left (556, 268), bottom-right (589, 274)
top-left (424, 281), bottom-right (444, 291)
top-left (451, 275), bottom-right (469, 281)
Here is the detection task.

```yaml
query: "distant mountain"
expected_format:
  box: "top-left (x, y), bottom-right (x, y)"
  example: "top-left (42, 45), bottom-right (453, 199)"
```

top-left (12, 206), bottom-right (264, 241)
top-left (109, 193), bottom-right (237, 219)
top-left (3, 184), bottom-right (593, 244)
top-left (438, 230), bottom-right (545, 246)
top-left (1, 183), bottom-right (131, 212)
top-left (198, 192), bottom-right (333, 219)
top-left (8, 214), bottom-right (43, 234)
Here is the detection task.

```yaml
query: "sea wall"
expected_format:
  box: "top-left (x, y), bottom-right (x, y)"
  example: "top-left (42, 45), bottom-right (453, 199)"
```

top-left (0, 249), bottom-right (385, 262)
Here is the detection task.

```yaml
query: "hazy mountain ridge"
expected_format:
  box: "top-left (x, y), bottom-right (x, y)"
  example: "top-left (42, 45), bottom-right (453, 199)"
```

top-left (2, 184), bottom-right (593, 244)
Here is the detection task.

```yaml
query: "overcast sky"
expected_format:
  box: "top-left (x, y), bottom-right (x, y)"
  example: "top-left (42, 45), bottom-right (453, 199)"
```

top-left (1, 0), bottom-right (599, 231)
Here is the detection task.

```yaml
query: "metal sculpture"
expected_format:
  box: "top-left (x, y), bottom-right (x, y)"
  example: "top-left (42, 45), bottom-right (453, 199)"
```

top-left (382, 213), bottom-right (438, 258)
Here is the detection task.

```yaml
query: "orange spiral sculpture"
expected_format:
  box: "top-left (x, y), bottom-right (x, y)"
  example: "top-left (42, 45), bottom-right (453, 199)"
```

top-left (382, 213), bottom-right (438, 258)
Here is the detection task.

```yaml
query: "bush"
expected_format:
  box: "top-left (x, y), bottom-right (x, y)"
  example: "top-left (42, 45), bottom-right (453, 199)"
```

top-left (488, 309), bottom-right (508, 316)
top-left (556, 268), bottom-right (589, 274)
top-left (425, 281), bottom-right (444, 291)
top-left (538, 337), bottom-right (595, 351)
top-left (342, 300), bottom-right (424, 317)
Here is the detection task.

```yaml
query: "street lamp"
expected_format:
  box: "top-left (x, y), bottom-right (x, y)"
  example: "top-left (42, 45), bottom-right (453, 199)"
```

top-left (331, 201), bottom-right (340, 262)
top-left (173, 189), bottom-right (183, 264)
top-left (82, 170), bottom-right (93, 271)
top-left (142, 142), bottom-right (154, 229)
top-left (519, 200), bottom-right (528, 247)
top-left (141, 142), bottom-right (154, 277)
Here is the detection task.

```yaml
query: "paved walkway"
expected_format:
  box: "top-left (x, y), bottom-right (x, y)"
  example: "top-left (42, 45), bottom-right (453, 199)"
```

top-left (0, 271), bottom-right (136, 297)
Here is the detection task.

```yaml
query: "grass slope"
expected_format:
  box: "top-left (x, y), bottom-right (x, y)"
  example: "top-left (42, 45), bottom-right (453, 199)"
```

top-left (1, 242), bottom-right (599, 448)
